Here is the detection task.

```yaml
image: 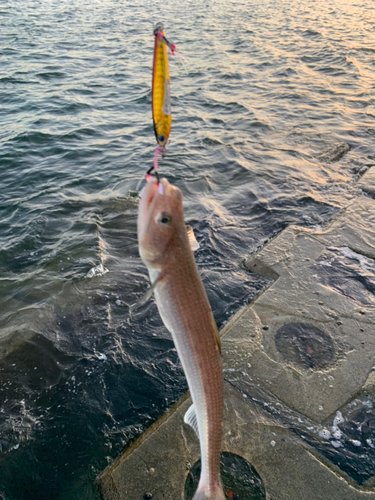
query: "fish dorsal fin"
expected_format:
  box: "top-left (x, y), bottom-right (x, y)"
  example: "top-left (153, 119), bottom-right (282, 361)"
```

top-left (214, 329), bottom-right (221, 355)
top-left (186, 224), bottom-right (200, 252)
top-left (184, 404), bottom-right (199, 439)
top-left (211, 314), bottom-right (221, 355)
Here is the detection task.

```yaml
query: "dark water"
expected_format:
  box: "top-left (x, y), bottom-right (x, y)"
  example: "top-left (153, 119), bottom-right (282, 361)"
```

top-left (0, 0), bottom-right (374, 498)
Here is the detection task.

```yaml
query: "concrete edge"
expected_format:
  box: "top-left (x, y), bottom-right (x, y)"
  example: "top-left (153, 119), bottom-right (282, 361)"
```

top-left (96, 391), bottom-right (192, 491)
top-left (305, 444), bottom-right (375, 494)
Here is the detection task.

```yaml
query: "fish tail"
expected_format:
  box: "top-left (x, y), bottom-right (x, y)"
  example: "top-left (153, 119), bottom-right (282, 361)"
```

top-left (192, 482), bottom-right (226, 500)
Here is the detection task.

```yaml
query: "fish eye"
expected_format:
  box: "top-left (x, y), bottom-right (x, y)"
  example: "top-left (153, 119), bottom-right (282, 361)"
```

top-left (158, 211), bottom-right (172, 225)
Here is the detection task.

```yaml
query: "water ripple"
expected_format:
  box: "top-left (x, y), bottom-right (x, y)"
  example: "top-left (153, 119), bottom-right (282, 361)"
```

top-left (1, 0), bottom-right (375, 498)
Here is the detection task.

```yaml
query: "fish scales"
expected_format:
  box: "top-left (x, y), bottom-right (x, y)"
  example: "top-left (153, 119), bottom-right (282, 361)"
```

top-left (138, 177), bottom-right (225, 500)
top-left (154, 244), bottom-right (223, 487)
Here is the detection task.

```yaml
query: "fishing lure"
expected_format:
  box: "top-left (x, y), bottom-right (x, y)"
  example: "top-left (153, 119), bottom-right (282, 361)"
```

top-left (152, 22), bottom-right (172, 150)
top-left (148, 23), bottom-right (186, 185)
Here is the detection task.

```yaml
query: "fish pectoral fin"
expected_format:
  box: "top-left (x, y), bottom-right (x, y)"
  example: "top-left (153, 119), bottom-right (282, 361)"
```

top-left (131, 274), bottom-right (163, 310)
top-left (184, 404), bottom-right (199, 439)
top-left (186, 224), bottom-right (200, 251)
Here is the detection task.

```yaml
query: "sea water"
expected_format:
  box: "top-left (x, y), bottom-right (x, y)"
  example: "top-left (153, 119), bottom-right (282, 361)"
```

top-left (1, 0), bottom-right (374, 498)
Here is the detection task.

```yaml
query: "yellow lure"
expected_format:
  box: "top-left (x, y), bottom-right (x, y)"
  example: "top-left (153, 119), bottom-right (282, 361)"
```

top-left (152, 23), bottom-right (172, 147)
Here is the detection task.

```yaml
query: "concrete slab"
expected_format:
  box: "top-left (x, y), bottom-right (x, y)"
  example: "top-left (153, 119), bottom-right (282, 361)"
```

top-left (237, 201), bottom-right (375, 422)
top-left (97, 382), bottom-right (375, 500)
top-left (97, 168), bottom-right (375, 499)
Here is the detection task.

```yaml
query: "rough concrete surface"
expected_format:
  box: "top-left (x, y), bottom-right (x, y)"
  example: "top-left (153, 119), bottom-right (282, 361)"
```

top-left (97, 167), bottom-right (375, 500)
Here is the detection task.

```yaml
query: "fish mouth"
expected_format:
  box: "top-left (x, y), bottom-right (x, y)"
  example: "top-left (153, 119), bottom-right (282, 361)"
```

top-left (140, 176), bottom-right (170, 207)
top-left (138, 177), bottom-right (171, 239)
top-left (140, 177), bottom-right (159, 208)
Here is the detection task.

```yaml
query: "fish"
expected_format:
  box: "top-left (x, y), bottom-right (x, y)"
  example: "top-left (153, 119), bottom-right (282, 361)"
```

top-left (138, 176), bottom-right (225, 500)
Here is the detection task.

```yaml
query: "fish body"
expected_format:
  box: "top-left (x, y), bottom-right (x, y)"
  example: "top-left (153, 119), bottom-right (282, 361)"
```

top-left (138, 177), bottom-right (225, 500)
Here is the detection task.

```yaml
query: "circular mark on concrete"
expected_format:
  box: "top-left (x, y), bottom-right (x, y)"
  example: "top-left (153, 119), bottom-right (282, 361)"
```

top-left (275, 323), bottom-right (334, 369)
top-left (185, 452), bottom-right (266, 500)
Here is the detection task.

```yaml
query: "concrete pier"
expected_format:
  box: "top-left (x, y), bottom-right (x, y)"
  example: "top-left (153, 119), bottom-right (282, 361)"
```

top-left (97, 167), bottom-right (375, 500)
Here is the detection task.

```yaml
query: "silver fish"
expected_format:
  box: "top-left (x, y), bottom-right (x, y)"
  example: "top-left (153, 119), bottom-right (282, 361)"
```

top-left (138, 176), bottom-right (225, 500)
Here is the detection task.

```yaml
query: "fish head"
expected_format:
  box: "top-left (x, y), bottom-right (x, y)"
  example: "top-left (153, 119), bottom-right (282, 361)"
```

top-left (138, 177), bottom-right (184, 267)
